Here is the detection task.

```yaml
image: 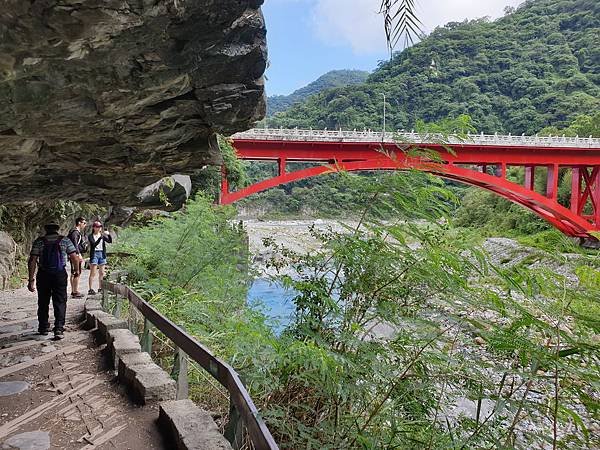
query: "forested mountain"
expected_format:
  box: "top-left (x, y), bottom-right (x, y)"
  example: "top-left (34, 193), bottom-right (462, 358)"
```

top-left (267, 70), bottom-right (369, 116)
top-left (268, 0), bottom-right (599, 134)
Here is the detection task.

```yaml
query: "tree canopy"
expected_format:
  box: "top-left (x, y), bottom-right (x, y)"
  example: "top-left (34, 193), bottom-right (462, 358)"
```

top-left (268, 0), bottom-right (599, 135)
top-left (267, 70), bottom-right (369, 116)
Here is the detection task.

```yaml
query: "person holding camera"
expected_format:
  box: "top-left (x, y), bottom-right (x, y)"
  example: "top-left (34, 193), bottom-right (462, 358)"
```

top-left (87, 221), bottom-right (112, 295)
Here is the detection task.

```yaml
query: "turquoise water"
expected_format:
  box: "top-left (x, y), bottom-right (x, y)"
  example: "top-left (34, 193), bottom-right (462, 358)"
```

top-left (248, 278), bottom-right (296, 330)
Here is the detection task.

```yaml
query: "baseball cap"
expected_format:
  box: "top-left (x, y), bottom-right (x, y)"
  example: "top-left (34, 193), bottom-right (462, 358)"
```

top-left (44, 222), bottom-right (60, 232)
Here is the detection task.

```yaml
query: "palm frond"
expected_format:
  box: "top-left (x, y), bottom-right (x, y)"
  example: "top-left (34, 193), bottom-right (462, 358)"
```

top-left (379, 0), bottom-right (422, 56)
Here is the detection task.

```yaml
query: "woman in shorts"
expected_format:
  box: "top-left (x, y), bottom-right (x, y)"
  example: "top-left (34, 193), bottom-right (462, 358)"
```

top-left (87, 221), bottom-right (112, 295)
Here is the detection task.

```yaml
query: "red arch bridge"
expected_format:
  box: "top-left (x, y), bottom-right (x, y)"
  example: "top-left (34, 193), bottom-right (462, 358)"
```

top-left (221, 128), bottom-right (600, 239)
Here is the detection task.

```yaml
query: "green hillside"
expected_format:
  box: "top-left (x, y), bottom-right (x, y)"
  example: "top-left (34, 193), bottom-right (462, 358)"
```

top-left (267, 70), bottom-right (369, 116)
top-left (268, 0), bottom-right (599, 134)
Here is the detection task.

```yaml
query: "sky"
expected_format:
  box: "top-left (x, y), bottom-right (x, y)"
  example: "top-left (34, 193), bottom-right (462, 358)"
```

top-left (263, 0), bottom-right (525, 96)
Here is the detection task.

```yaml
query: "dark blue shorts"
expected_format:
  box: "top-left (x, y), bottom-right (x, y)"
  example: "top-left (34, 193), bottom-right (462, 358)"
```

top-left (90, 250), bottom-right (107, 266)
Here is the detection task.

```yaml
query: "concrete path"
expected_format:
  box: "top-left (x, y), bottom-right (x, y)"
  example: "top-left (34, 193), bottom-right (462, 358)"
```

top-left (0, 269), bottom-right (167, 450)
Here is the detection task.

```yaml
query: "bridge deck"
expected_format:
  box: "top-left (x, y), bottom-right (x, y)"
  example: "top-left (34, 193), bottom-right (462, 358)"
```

top-left (226, 128), bottom-right (600, 239)
top-left (233, 128), bottom-right (600, 149)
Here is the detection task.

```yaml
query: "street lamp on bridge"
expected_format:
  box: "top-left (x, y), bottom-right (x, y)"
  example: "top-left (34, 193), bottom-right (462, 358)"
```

top-left (381, 93), bottom-right (386, 142)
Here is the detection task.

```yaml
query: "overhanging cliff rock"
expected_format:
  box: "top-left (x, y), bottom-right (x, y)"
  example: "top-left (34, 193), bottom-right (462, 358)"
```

top-left (0, 0), bottom-right (267, 204)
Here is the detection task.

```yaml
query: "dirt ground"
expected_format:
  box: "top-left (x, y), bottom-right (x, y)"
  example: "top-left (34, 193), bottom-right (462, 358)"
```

top-left (0, 270), bottom-right (168, 450)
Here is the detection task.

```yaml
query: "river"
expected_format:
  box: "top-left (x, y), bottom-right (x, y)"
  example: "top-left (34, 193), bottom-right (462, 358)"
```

top-left (244, 219), bottom-right (582, 330)
top-left (247, 278), bottom-right (295, 330)
top-left (244, 219), bottom-right (350, 330)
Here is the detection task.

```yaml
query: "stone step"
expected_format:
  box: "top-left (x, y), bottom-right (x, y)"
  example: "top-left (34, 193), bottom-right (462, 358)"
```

top-left (0, 344), bottom-right (85, 377)
top-left (0, 328), bottom-right (38, 342)
top-left (84, 309), bottom-right (102, 330)
top-left (86, 310), bottom-right (127, 343)
top-left (0, 316), bottom-right (38, 327)
top-left (117, 351), bottom-right (176, 405)
top-left (159, 399), bottom-right (232, 450)
top-left (107, 328), bottom-right (141, 369)
top-left (118, 351), bottom-right (154, 386)
top-left (1, 431), bottom-right (50, 450)
top-left (0, 381), bottom-right (30, 396)
top-left (84, 298), bottom-right (103, 315)
top-left (0, 339), bottom-right (41, 355)
top-left (0, 330), bottom-right (87, 359)
top-left (132, 365), bottom-right (177, 405)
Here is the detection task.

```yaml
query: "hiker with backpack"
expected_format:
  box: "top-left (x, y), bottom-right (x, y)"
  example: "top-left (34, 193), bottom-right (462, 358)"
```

top-left (87, 221), bottom-right (112, 295)
top-left (28, 222), bottom-right (80, 340)
top-left (67, 217), bottom-right (88, 298)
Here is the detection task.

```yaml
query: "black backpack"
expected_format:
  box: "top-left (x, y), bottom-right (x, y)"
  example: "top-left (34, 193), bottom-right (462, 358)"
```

top-left (79, 234), bottom-right (89, 253)
top-left (69, 228), bottom-right (88, 254)
top-left (40, 236), bottom-right (65, 273)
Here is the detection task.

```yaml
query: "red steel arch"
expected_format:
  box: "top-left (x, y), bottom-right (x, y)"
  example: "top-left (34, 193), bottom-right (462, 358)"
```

top-left (222, 136), bottom-right (600, 239)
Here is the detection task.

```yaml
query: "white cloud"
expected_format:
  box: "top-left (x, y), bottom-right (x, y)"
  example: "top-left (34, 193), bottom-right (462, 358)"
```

top-left (417, 0), bottom-right (524, 33)
top-left (310, 0), bottom-right (525, 54)
top-left (311, 0), bottom-right (386, 54)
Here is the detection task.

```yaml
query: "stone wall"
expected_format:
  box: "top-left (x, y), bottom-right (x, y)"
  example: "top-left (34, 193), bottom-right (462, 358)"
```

top-left (0, 1), bottom-right (268, 287)
top-left (0, 232), bottom-right (17, 290)
top-left (0, 202), bottom-right (106, 252)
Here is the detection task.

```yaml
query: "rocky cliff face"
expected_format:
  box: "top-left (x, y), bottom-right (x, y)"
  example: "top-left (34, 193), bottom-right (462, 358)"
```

top-left (0, 0), bottom-right (267, 205)
top-left (0, 232), bottom-right (17, 289)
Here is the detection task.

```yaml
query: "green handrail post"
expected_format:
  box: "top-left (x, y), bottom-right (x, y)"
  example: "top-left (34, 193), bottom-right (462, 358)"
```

top-left (115, 292), bottom-right (122, 319)
top-left (224, 402), bottom-right (244, 450)
top-left (171, 325), bottom-right (189, 400)
top-left (101, 283), bottom-right (107, 310)
top-left (141, 318), bottom-right (153, 354)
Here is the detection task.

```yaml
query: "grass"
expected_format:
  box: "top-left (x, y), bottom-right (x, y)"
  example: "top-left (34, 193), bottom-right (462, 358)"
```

top-left (7, 257), bottom-right (27, 289)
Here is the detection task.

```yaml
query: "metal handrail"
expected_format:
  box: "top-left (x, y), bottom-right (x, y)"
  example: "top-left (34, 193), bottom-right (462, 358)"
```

top-left (102, 280), bottom-right (279, 450)
top-left (233, 128), bottom-right (600, 148)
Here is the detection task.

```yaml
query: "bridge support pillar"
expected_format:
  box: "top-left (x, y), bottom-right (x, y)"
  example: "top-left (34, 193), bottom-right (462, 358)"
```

top-left (569, 166), bottom-right (600, 229)
top-left (220, 166), bottom-right (229, 204)
top-left (546, 164), bottom-right (559, 201)
top-left (525, 166), bottom-right (535, 191)
top-left (278, 158), bottom-right (286, 176)
top-left (570, 168), bottom-right (581, 213)
top-left (592, 168), bottom-right (600, 227)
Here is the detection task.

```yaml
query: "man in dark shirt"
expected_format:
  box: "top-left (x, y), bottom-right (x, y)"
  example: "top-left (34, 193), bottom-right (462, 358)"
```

top-left (67, 217), bottom-right (87, 298)
top-left (28, 223), bottom-right (80, 340)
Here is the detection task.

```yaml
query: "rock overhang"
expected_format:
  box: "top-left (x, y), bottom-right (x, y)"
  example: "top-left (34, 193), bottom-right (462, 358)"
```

top-left (0, 0), bottom-right (267, 205)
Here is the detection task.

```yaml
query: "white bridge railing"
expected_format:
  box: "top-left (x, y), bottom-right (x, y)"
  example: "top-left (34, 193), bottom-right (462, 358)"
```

top-left (233, 128), bottom-right (600, 149)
